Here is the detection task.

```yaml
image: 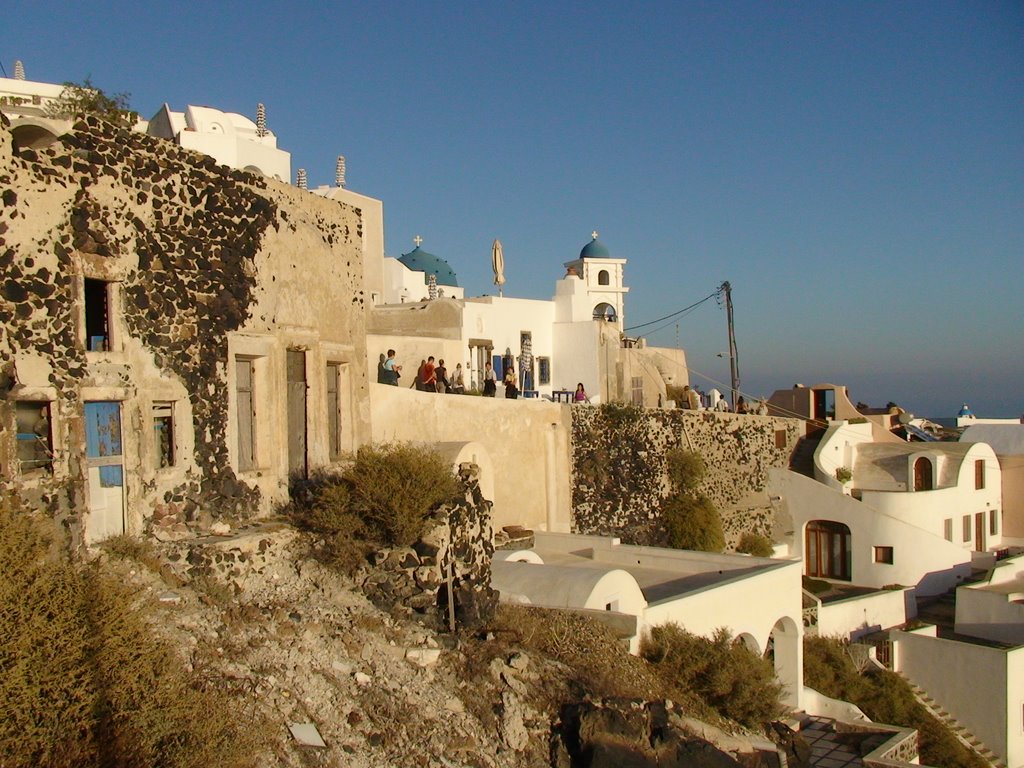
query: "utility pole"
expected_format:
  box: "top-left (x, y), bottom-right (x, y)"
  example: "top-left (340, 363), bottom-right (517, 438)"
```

top-left (720, 281), bottom-right (740, 409)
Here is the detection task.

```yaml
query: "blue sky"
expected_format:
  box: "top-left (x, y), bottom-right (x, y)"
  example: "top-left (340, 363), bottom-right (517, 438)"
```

top-left (3, 1), bottom-right (1021, 417)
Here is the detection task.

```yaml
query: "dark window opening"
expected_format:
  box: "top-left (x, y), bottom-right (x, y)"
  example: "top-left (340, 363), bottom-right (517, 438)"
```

top-left (327, 363), bottom-right (342, 460)
top-left (873, 546), bottom-right (894, 564)
top-left (84, 278), bottom-right (111, 351)
top-left (16, 401), bottom-right (53, 472)
top-left (598, 269), bottom-right (610, 286)
top-left (975, 459), bottom-right (985, 490)
top-left (775, 429), bottom-right (787, 450)
top-left (538, 357), bottom-right (551, 386)
top-left (153, 402), bottom-right (175, 468)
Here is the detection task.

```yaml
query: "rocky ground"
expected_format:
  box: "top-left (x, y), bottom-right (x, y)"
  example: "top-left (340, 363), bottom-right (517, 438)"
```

top-left (103, 522), bottom-right (781, 767)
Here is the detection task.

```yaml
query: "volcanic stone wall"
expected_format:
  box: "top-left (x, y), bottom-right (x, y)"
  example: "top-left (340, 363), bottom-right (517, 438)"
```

top-left (0, 112), bottom-right (368, 542)
top-left (571, 405), bottom-right (804, 548)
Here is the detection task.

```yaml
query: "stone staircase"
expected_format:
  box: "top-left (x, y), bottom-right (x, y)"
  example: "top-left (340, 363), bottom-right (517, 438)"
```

top-left (790, 434), bottom-right (822, 478)
top-left (901, 677), bottom-right (1005, 767)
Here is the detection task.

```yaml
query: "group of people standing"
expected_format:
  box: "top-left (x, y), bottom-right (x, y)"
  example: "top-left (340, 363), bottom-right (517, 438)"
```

top-left (378, 351), bottom-right (465, 394)
top-left (480, 362), bottom-right (518, 399)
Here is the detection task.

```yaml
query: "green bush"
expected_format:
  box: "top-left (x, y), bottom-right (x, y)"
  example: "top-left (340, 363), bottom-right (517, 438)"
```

top-left (642, 625), bottom-right (783, 727)
top-left (736, 532), bottom-right (774, 557)
top-left (804, 637), bottom-right (989, 768)
top-left (663, 494), bottom-right (724, 552)
top-left (665, 447), bottom-right (706, 493)
top-left (0, 501), bottom-right (264, 767)
top-left (290, 443), bottom-right (461, 569)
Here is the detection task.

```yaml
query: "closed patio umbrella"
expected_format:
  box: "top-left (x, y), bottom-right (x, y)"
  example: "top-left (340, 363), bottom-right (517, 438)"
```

top-left (492, 239), bottom-right (505, 297)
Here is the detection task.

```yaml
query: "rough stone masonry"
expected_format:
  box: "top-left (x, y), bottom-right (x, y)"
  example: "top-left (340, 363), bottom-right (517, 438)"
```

top-left (0, 112), bottom-right (370, 544)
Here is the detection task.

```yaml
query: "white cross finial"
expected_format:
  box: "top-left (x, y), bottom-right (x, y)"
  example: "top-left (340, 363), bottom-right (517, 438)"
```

top-left (591, 230), bottom-right (599, 240)
top-left (413, 235), bottom-right (423, 247)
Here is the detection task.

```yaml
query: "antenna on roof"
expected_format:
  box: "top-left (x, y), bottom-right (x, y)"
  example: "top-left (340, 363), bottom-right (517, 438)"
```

top-left (255, 102), bottom-right (267, 137)
top-left (335, 155), bottom-right (346, 187)
top-left (13, 60), bottom-right (25, 80)
top-left (296, 168), bottom-right (307, 190)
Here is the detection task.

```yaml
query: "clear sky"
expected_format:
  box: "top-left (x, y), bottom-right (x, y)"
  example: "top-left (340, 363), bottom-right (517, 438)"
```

top-left (3, 1), bottom-right (1021, 417)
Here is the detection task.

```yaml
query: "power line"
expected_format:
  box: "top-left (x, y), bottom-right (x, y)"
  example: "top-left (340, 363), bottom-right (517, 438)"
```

top-left (624, 289), bottom-right (719, 332)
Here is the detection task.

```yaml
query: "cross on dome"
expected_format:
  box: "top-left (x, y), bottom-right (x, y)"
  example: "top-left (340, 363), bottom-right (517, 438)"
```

top-left (591, 230), bottom-right (599, 240)
top-left (413, 235), bottom-right (423, 247)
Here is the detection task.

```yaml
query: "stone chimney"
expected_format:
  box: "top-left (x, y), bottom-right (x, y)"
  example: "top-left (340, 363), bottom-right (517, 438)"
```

top-left (296, 168), bottom-right (307, 190)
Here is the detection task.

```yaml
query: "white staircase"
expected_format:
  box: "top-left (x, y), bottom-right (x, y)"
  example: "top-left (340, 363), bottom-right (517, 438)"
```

top-left (902, 677), bottom-right (1005, 768)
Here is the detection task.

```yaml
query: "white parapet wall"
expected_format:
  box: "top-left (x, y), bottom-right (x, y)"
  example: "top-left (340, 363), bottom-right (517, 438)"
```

top-left (893, 628), bottom-right (1024, 768)
top-left (817, 587), bottom-right (914, 640)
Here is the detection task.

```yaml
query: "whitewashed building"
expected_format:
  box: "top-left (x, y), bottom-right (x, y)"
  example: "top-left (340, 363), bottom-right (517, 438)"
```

top-left (892, 554), bottom-right (1024, 768)
top-left (145, 103), bottom-right (290, 181)
top-left (492, 532), bottom-right (805, 709)
top-left (772, 418), bottom-right (1002, 596)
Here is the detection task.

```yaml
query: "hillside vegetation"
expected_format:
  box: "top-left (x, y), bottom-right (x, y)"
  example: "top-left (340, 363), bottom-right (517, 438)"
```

top-left (0, 500), bottom-right (264, 768)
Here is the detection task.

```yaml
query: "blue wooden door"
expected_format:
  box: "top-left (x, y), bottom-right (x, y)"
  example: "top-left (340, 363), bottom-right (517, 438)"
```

top-left (84, 401), bottom-right (125, 543)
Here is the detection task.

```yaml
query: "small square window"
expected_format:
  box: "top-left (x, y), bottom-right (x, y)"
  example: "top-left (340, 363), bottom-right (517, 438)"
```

top-left (16, 401), bottom-right (53, 472)
top-left (873, 546), bottom-right (894, 565)
top-left (963, 515), bottom-right (972, 543)
top-left (775, 429), bottom-right (787, 450)
top-left (152, 402), bottom-right (175, 468)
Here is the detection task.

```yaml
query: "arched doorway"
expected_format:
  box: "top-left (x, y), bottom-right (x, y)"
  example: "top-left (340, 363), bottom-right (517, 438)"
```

top-left (592, 302), bottom-right (617, 322)
top-left (913, 457), bottom-right (933, 491)
top-left (768, 617), bottom-right (802, 709)
top-left (805, 520), bottom-right (851, 581)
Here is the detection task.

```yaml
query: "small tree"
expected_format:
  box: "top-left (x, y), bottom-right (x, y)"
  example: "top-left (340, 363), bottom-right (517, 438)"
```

top-left (663, 494), bottom-right (724, 552)
top-left (45, 77), bottom-right (135, 127)
top-left (665, 447), bottom-right (705, 493)
top-left (661, 447), bottom-right (723, 552)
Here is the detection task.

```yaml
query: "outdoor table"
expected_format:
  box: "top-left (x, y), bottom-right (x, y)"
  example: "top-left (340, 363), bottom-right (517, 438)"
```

top-left (552, 390), bottom-right (573, 403)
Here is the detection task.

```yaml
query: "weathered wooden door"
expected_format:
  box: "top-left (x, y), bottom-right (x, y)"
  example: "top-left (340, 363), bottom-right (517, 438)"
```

top-left (84, 401), bottom-right (125, 543)
top-left (287, 350), bottom-right (307, 478)
top-left (975, 512), bottom-right (985, 552)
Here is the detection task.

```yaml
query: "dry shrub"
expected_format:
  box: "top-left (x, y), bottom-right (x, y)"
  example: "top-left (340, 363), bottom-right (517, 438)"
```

top-left (735, 532), bottom-right (774, 557)
top-left (489, 605), bottom-right (662, 700)
top-left (642, 624), bottom-right (783, 728)
top-left (290, 443), bottom-right (461, 571)
top-left (0, 500), bottom-right (265, 768)
top-left (100, 534), bottom-right (162, 572)
top-left (346, 443), bottom-right (461, 545)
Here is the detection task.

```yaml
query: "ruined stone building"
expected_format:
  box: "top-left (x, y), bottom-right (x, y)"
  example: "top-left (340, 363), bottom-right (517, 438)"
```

top-left (0, 112), bottom-right (371, 545)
